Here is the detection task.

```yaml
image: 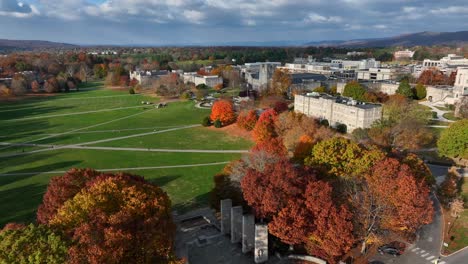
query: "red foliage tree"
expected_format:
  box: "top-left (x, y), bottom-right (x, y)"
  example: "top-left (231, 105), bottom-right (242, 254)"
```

top-left (269, 181), bottom-right (355, 263)
top-left (241, 159), bottom-right (313, 219)
top-left (418, 69), bottom-right (450, 85)
top-left (37, 168), bottom-right (101, 224)
top-left (252, 108), bottom-right (278, 143)
top-left (210, 100), bottom-right (236, 126)
top-left (236, 110), bottom-right (258, 131)
top-left (31, 80), bottom-right (40, 93)
top-left (1, 223), bottom-right (26, 232)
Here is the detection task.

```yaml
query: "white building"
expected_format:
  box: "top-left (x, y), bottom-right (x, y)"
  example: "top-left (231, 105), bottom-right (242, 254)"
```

top-left (394, 49), bottom-right (415, 60)
top-left (294, 93), bottom-right (382, 132)
top-left (130, 70), bottom-right (169, 86)
top-left (331, 59), bottom-right (380, 70)
top-left (422, 54), bottom-right (468, 76)
top-left (182, 73), bottom-right (223, 87)
top-left (357, 68), bottom-right (397, 81)
top-left (454, 67), bottom-right (468, 99)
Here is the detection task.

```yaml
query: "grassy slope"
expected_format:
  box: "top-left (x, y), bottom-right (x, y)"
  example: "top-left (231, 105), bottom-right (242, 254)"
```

top-left (0, 84), bottom-right (250, 226)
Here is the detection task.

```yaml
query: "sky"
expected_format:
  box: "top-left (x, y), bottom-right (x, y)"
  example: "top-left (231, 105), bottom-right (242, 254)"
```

top-left (0, 0), bottom-right (467, 45)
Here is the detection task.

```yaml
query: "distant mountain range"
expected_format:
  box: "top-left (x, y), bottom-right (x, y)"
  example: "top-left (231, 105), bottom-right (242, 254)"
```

top-left (0, 39), bottom-right (77, 51)
top-left (1, 31), bottom-right (467, 50)
top-left (305, 31), bottom-right (468, 47)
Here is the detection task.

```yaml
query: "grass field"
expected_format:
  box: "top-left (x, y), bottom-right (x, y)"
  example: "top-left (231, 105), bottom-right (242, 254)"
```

top-left (444, 178), bottom-right (468, 254)
top-left (0, 82), bottom-right (252, 227)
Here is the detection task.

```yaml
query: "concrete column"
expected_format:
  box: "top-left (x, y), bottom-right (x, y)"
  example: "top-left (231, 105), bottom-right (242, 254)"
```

top-left (230, 206), bottom-right (243, 243)
top-left (242, 214), bottom-right (255, 253)
top-left (254, 224), bottom-right (268, 263)
top-left (220, 199), bottom-right (232, 235)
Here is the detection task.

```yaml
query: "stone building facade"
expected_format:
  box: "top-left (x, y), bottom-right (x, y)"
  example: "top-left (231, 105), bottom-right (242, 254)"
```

top-left (294, 94), bottom-right (382, 132)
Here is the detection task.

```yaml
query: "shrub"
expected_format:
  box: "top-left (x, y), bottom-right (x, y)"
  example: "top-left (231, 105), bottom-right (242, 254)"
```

top-left (432, 111), bottom-right (438, 119)
top-left (214, 119), bottom-right (222, 128)
top-left (202, 116), bottom-right (211, 127)
top-left (129, 88), bottom-right (135, 94)
top-left (320, 119), bottom-right (329, 127)
top-left (336, 123), bottom-right (347, 134)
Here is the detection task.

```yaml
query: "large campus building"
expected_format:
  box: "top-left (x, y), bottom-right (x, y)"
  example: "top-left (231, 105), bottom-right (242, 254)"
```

top-left (294, 93), bottom-right (382, 132)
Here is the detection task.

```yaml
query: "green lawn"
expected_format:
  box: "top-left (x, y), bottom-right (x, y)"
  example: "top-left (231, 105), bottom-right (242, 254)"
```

top-left (0, 83), bottom-right (250, 227)
top-left (445, 178), bottom-right (468, 254)
top-left (443, 112), bottom-right (462, 121)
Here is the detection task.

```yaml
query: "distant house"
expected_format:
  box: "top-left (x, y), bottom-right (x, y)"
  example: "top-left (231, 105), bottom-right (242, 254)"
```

top-left (357, 68), bottom-right (397, 81)
top-left (394, 49), bottom-right (415, 60)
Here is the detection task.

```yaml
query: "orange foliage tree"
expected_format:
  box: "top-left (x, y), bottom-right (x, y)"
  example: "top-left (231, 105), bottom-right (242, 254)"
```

top-left (48, 172), bottom-right (176, 264)
top-left (210, 100), bottom-right (236, 125)
top-left (237, 110), bottom-right (258, 131)
top-left (252, 109), bottom-right (278, 143)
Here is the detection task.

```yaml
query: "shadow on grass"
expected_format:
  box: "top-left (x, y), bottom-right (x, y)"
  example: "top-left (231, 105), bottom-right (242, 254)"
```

top-left (0, 183), bottom-right (46, 227)
top-left (146, 174), bottom-right (182, 188)
top-left (0, 160), bottom-right (82, 228)
top-left (173, 192), bottom-right (211, 214)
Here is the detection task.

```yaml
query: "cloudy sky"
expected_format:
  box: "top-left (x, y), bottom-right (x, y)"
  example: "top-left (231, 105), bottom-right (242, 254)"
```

top-left (0, 0), bottom-right (467, 45)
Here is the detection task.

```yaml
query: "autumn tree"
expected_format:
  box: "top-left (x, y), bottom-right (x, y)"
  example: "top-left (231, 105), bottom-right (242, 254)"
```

top-left (270, 69), bottom-right (291, 95)
top-left (44, 77), bottom-right (60, 93)
top-left (210, 100), bottom-right (236, 126)
top-left (37, 168), bottom-right (102, 224)
top-left (241, 159), bottom-right (312, 219)
top-left (31, 80), bottom-right (40, 93)
top-left (0, 224), bottom-right (69, 264)
top-left (305, 137), bottom-right (385, 179)
top-left (418, 69), bottom-right (450, 85)
top-left (396, 79), bottom-right (413, 98)
top-left (49, 173), bottom-right (176, 264)
top-left (437, 119), bottom-right (468, 159)
top-left (343, 81), bottom-right (366, 101)
top-left (252, 108), bottom-right (278, 143)
top-left (438, 168), bottom-right (461, 207)
top-left (368, 94), bottom-right (433, 150)
top-left (269, 181), bottom-right (355, 263)
top-left (236, 109), bottom-right (258, 131)
top-left (10, 74), bottom-right (28, 95)
top-left (365, 158), bottom-right (434, 235)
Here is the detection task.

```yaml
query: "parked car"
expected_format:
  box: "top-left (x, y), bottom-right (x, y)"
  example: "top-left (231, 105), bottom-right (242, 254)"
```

top-left (378, 242), bottom-right (406, 256)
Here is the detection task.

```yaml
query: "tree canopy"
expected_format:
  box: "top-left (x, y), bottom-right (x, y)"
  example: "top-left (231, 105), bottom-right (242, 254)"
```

top-left (343, 81), bottom-right (366, 101)
top-left (0, 224), bottom-right (69, 264)
top-left (210, 100), bottom-right (236, 126)
top-left (437, 119), bottom-right (468, 159)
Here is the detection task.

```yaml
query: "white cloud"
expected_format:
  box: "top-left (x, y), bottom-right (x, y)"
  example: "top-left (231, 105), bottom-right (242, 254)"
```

top-left (183, 10), bottom-right (205, 24)
top-left (374, 24), bottom-right (387, 29)
top-left (430, 6), bottom-right (468, 15)
top-left (0, 0), bottom-right (38, 17)
top-left (304, 12), bottom-right (342, 24)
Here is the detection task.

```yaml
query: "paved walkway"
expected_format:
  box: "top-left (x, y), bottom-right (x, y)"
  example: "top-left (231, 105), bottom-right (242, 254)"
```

top-left (0, 161), bottom-right (230, 177)
top-left (419, 101), bottom-right (454, 123)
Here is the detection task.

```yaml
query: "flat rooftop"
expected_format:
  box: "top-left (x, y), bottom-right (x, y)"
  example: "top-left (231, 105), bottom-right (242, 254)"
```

top-left (298, 93), bottom-right (382, 109)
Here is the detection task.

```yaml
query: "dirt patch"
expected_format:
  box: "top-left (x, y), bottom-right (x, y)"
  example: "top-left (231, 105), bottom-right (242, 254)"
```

top-left (206, 124), bottom-right (253, 142)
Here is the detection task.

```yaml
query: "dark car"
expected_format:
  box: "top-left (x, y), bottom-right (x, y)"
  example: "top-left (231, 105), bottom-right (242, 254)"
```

top-left (378, 242), bottom-right (406, 257)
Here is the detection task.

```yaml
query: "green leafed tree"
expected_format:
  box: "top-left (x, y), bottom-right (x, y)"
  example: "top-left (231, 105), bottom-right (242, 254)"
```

top-left (414, 83), bottom-right (427, 100)
top-left (0, 224), bottom-right (69, 264)
top-left (437, 119), bottom-right (468, 159)
top-left (396, 79), bottom-right (414, 98)
top-left (342, 81), bottom-right (366, 101)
